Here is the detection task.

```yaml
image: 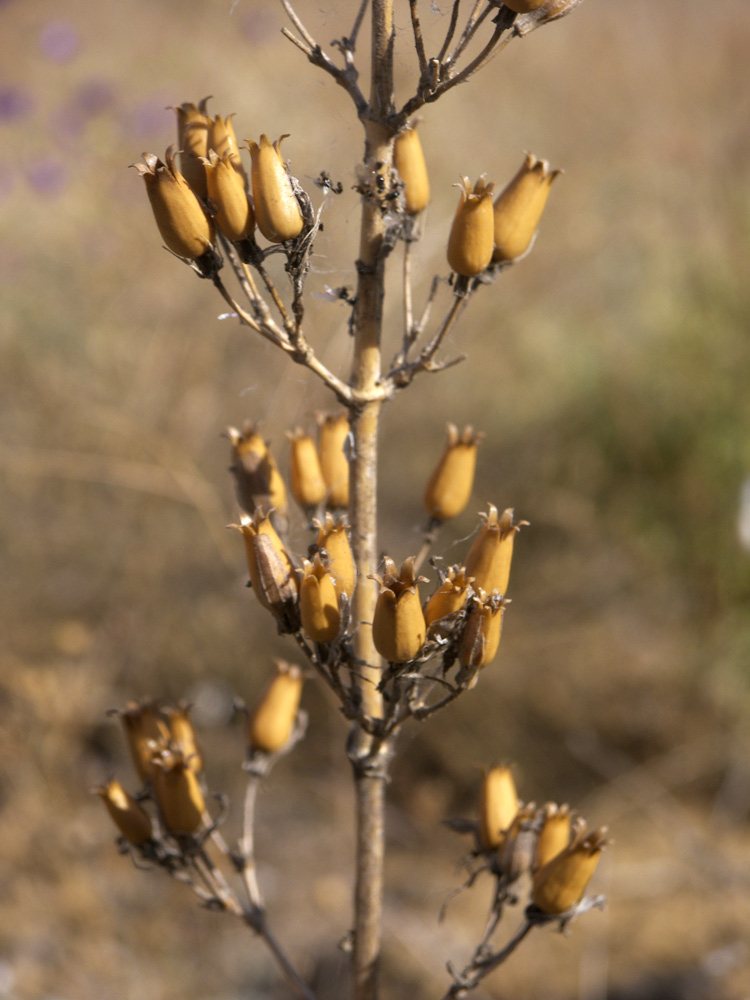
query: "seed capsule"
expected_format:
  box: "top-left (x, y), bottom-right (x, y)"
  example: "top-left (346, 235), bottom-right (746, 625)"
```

top-left (464, 505), bottom-right (528, 597)
top-left (152, 751), bottom-right (206, 834)
top-left (535, 803), bottom-right (573, 870)
top-left (235, 511), bottom-right (298, 623)
top-left (246, 134), bottom-right (304, 243)
top-left (289, 429), bottom-right (327, 510)
top-left (394, 121), bottom-right (430, 215)
top-left (314, 513), bottom-right (356, 599)
top-left (132, 146), bottom-right (215, 260)
top-left (424, 423), bottom-right (481, 521)
top-left (208, 113), bottom-right (246, 181)
top-left (371, 556), bottom-right (427, 663)
top-left (498, 804), bottom-right (538, 881)
top-left (317, 412), bottom-right (350, 509)
top-left (478, 765), bottom-right (518, 851)
top-left (532, 821), bottom-right (609, 914)
top-left (299, 554), bottom-right (341, 642)
top-left (447, 175), bottom-right (495, 277)
top-left (492, 152), bottom-right (561, 263)
top-left (423, 565), bottom-right (473, 627)
top-left (227, 423), bottom-right (287, 517)
top-left (513, 0), bottom-right (585, 36)
top-left (163, 704), bottom-right (202, 773)
top-left (458, 589), bottom-right (507, 673)
top-left (118, 700), bottom-right (170, 783)
top-left (204, 148), bottom-right (255, 241)
top-left (248, 662), bottom-right (304, 754)
top-left (96, 779), bottom-right (153, 845)
top-left (503, 0), bottom-right (547, 11)
top-left (171, 98), bottom-right (211, 200)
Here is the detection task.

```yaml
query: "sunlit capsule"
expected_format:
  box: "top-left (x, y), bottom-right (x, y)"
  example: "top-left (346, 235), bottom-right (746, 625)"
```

top-left (152, 751), bottom-right (206, 834)
top-left (493, 152), bottom-right (561, 263)
top-left (464, 505), bottom-right (528, 597)
top-left (478, 765), bottom-right (518, 851)
top-left (314, 513), bottom-right (356, 599)
top-left (246, 134), bottom-right (304, 243)
top-left (248, 662), bottom-right (304, 754)
top-left (96, 779), bottom-right (153, 845)
top-left (299, 554), bottom-right (341, 643)
top-left (371, 556), bottom-right (427, 663)
top-left (171, 98), bottom-right (211, 199)
top-left (447, 175), bottom-right (495, 277)
top-left (423, 423), bottom-right (481, 522)
top-left (317, 412), bottom-right (350, 509)
top-left (394, 121), bottom-right (430, 215)
top-left (532, 821), bottom-right (609, 914)
top-left (204, 148), bottom-right (255, 241)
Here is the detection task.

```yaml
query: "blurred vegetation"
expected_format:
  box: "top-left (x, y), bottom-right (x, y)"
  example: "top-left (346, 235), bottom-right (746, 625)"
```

top-left (1, 1), bottom-right (750, 998)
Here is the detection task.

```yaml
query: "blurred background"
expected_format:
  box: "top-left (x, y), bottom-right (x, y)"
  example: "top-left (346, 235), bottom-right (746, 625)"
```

top-left (2, 0), bottom-right (750, 997)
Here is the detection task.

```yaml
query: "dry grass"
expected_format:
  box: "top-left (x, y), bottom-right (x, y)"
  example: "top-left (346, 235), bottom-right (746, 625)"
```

top-left (2, 0), bottom-right (750, 997)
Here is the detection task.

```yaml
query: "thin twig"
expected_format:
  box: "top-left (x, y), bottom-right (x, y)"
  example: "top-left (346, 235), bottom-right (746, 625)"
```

top-left (442, 919), bottom-right (535, 999)
top-left (437, 0), bottom-right (462, 64)
top-left (409, 0), bottom-right (428, 74)
top-left (446, 0), bottom-right (487, 69)
top-left (348, 0), bottom-right (369, 50)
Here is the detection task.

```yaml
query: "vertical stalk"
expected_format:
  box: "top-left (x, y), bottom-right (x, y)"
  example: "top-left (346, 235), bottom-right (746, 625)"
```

top-left (349, 3), bottom-right (394, 999)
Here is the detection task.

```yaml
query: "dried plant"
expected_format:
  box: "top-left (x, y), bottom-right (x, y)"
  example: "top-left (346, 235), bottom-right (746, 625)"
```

top-left (101, 2), bottom-right (611, 998)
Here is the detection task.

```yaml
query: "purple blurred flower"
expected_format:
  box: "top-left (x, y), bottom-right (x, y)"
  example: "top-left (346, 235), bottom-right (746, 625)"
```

top-left (39, 20), bottom-right (80, 62)
top-left (27, 158), bottom-right (67, 196)
top-left (0, 87), bottom-right (34, 122)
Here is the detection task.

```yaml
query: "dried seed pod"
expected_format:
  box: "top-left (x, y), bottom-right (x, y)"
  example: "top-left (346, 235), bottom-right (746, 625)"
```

top-left (394, 121), bottom-right (430, 215)
top-left (423, 565), bottom-right (473, 627)
top-left (119, 700), bottom-right (170, 783)
top-left (152, 751), bottom-right (206, 834)
top-left (478, 765), bottom-right (518, 851)
top-left (535, 803), bottom-right (573, 870)
top-left (532, 821), bottom-right (609, 914)
top-left (317, 412), bottom-right (350, 509)
top-left (234, 512), bottom-right (298, 626)
top-left (204, 148), bottom-right (255, 241)
top-left (492, 152), bottom-right (561, 263)
top-left (464, 505), bottom-right (528, 597)
top-left (131, 146), bottom-right (215, 260)
top-left (246, 134), bottom-right (304, 243)
top-left (314, 513), bottom-right (356, 599)
top-left (248, 662), bottom-right (304, 754)
top-left (227, 423), bottom-right (287, 516)
top-left (503, 0), bottom-right (547, 11)
top-left (96, 779), bottom-right (153, 845)
top-left (163, 704), bottom-right (202, 773)
top-left (447, 175), bottom-right (495, 277)
top-left (299, 554), bottom-right (341, 643)
top-left (171, 98), bottom-right (211, 199)
top-left (208, 113), bottom-right (246, 181)
top-left (513, 0), bottom-right (585, 36)
top-left (498, 804), bottom-right (538, 881)
top-left (288, 429), bottom-right (327, 510)
top-left (371, 557), bottom-right (427, 663)
top-left (423, 423), bottom-right (481, 521)
top-left (458, 589), bottom-right (507, 673)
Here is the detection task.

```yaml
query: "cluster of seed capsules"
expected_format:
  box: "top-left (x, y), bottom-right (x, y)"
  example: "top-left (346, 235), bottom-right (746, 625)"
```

top-left (132, 98), bottom-right (560, 281)
top-left (467, 765), bottom-right (610, 918)
top-left (228, 416), bottom-right (524, 689)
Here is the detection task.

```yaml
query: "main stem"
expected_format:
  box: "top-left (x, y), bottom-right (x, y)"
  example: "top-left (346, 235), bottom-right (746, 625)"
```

top-left (349, 3), bottom-right (394, 999)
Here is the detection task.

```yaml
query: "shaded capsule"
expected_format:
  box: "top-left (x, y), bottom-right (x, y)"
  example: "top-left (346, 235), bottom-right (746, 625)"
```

top-left (464, 505), bottom-right (528, 597)
top-left (513, 0), bottom-right (585, 36)
top-left (208, 113), bottom-right (246, 182)
top-left (314, 513), bottom-right (356, 600)
top-left (447, 175), bottom-right (495, 277)
top-left (131, 146), bottom-right (215, 260)
top-left (457, 589), bottom-right (508, 677)
top-left (423, 565), bottom-right (473, 628)
top-left (371, 556), bottom-right (428, 663)
top-left (246, 134), bottom-right (304, 243)
top-left (163, 704), bottom-right (203, 773)
top-left (423, 423), bottom-right (481, 522)
top-left (317, 411), bottom-right (350, 510)
top-left (151, 750), bottom-right (206, 835)
top-left (502, 0), bottom-right (547, 10)
top-left (498, 803), bottom-right (538, 882)
top-left (204, 148), bottom-right (255, 242)
top-left (96, 779), bottom-right (153, 846)
top-left (478, 765), bottom-right (518, 852)
top-left (299, 554), bottom-right (341, 643)
top-left (532, 820), bottom-right (609, 914)
top-left (535, 802), bottom-right (573, 871)
top-left (288, 428), bottom-right (327, 510)
top-left (227, 422), bottom-right (287, 517)
top-left (234, 512), bottom-right (298, 628)
top-left (248, 661), bottom-right (304, 754)
top-left (492, 152), bottom-right (561, 263)
top-left (118, 700), bottom-right (170, 783)
top-left (393, 120), bottom-right (430, 215)
top-left (171, 98), bottom-right (211, 200)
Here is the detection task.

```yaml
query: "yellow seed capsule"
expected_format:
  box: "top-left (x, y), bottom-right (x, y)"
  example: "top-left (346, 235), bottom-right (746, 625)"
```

top-left (208, 113), bottom-right (246, 181)
top-left (132, 146), bottom-right (215, 260)
top-left (246, 134), bottom-right (304, 243)
top-left (163, 704), bottom-right (202, 773)
top-left (458, 590), bottom-right (507, 672)
top-left (172, 98), bottom-right (211, 200)
top-left (288, 429), bottom-right (327, 509)
top-left (119, 700), bottom-right (170, 783)
top-left (447, 175), bottom-right (495, 277)
top-left (314, 513), bottom-right (356, 599)
top-left (503, 0), bottom-right (547, 11)
top-left (152, 752), bottom-right (206, 835)
top-left (478, 765), bottom-right (518, 851)
top-left (235, 511), bottom-right (298, 617)
top-left (492, 152), bottom-right (561, 263)
top-left (535, 803), bottom-right (573, 870)
top-left (299, 555), bottom-right (341, 643)
top-left (532, 822), bottom-right (609, 914)
top-left (227, 423), bottom-right (288, 517)
top-left (371, 557), bottom-right (427, 663)
top-left (317, 412), bottom-right (350, 509)
top-left (423, 423), bottom-right (481, 521)
top-left (423, 565), bottom-right (473, 627)
top-left (96, 779), bottom-right (153, 845)
top-left (464, 505), bottom-right (528, 597)
top-left (204, 149), bottom-right (255, 241)
top-left (394, 121), bottom-right (430, 215)
top-left (248, 662), bottom-right (304, 754)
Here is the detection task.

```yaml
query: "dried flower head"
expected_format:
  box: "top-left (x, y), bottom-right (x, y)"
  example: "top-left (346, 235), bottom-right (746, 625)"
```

top-left (492, 152), bottom-right (561, 263)
top-left (447, 175), bottom-right (495, 277)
